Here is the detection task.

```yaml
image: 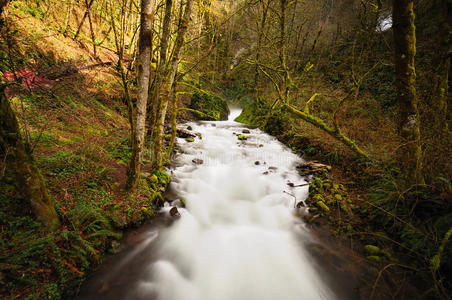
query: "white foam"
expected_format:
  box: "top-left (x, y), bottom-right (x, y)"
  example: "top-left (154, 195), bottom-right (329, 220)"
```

top-left (138, 111), bottom-right (335, 300)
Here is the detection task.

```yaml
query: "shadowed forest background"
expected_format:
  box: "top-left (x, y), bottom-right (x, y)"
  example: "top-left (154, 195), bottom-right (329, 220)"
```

top-left (0, 0), bottom-right (451, 299)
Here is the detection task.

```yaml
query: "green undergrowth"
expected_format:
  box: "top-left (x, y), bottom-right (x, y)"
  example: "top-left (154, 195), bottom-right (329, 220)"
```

top-left (189, 90), bottom-right (230, 121)
top-left (0, 137), bottom-right (171, 299)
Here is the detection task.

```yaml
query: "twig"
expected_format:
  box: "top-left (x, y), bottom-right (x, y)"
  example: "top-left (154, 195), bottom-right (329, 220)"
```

top-left (370, 263), bottom-right (417, 300)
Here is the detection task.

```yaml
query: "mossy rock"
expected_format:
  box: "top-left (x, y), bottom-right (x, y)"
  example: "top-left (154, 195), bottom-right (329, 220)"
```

top-left (190, 91), bottom-right (230, 121)
top-left (238, 134), bottom-right (247, 140)
top-left (264, 109), bottom-right (291, 136)
top-left (185, 138), bottom-right (195, 143)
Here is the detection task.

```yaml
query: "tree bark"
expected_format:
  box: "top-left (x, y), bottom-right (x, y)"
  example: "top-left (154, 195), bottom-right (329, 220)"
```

top-left (436, 0), bottom-right (451, 134)
top-left (85, 0), bottom-right (97, 58)
top-left (0, 87), bottom-right (60, 229)
top-left (279, 0), bottom-right (290, 105)
top-left (284, 103), bottom-right (370, 160)
top-left (126, 0), bottom-right (155, 192)
top-left (154, 0), bottom-right (193, 169)
top-left (253, 0), bottom-right (270, 105)
top-left (74, 0), bottom-right (95, 40)
top-left (148, 0), bottom-right (173, 142)
top-left (393, 0), bottom-right (424, 184)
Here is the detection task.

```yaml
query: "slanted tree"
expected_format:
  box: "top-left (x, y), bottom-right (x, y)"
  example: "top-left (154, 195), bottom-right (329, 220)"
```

top-left (126, 0), bottom-right (155, 192)
top-left (0, 87), bottom-right (60, 229)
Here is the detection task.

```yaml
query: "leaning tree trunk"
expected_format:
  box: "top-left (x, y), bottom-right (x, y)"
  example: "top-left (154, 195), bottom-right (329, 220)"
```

top-left (154, 0), bottom-right (193, 169)
top-left (0, 87), bottom-right (60, 229)
top-left (393, 0), bottom-right (424, 185)
top-left (126, 0), bottom-right (155, 192)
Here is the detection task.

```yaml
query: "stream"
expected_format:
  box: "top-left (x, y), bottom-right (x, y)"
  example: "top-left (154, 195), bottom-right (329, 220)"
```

top-left (77, 108), bottom-right (360, 300)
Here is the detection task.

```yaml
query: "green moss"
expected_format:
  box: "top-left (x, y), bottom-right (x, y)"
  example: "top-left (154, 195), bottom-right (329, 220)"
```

top-left (364, 245), bottom-right (381, 256)
top-left (366, 255), bottom-right (382, 262)
top-left (235, 105), bottom-right (256, 124)
top-left (237, 134), bottom-right (247, 140)
top-left (334, 194), bottom-right (343, 201)
top-left (185, 137), bottom-right (195, 142)
top-left (190, 91), bottom-right (230, 121)
top-left (316, 201), bottom-right (330, 212)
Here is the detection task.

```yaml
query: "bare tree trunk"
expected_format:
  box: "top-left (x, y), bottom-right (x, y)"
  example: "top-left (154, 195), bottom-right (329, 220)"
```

top-left (253, 0), bottom-right (270, 106)
top-left (85, 0), bottom-right (97, 58)
top-left (126, 0), bottom-right (155, 192)
top-left (74, 0), bottom-right (95, 40)
top-left (0, 87), bottom-right (60, 229)
top-left (154, 0), bottom-right (193, 169)
top-left (393, 0), bottom-right (424, 185)
top-left (63, 0), bottom-right (74, 35)
top-left (279, 0), bottom-right (290, 105)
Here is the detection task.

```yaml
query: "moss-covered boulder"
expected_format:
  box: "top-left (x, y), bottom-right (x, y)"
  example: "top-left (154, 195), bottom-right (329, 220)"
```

top-left (190, 91), bottom-right (230, 121)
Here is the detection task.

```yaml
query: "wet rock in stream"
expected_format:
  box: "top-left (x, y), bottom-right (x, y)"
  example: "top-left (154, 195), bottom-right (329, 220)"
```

top-left (192, 158), bottom-right (204, 165)
top-left (177, 128), bottom-right (196, 138)
top-left (169, 207), bottom-right (180, 218)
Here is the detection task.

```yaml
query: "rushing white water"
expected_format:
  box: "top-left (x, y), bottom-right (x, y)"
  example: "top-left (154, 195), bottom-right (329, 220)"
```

top-left (136, 108), bottom-right (336, 300)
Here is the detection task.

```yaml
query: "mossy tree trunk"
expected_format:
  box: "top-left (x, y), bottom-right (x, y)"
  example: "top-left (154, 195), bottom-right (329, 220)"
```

top-left (0, 87), bottom-right (60, 229)
top-left (279, 0), bottom-right (290, 105)
top-left (284, 103), bottom-right (370, 160)
top-left (393, 0), bottom-right (424, 185)
top-left (154, 0), bottom-right (193, 170)
top-left (148, 0), bottom-right (173, 141)
top-left (253, 0), bottom-right (270, 105)
top-left (126, 0), bottom-right (155, 192)
top-left (436, 0), bottom-right (451, 134)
